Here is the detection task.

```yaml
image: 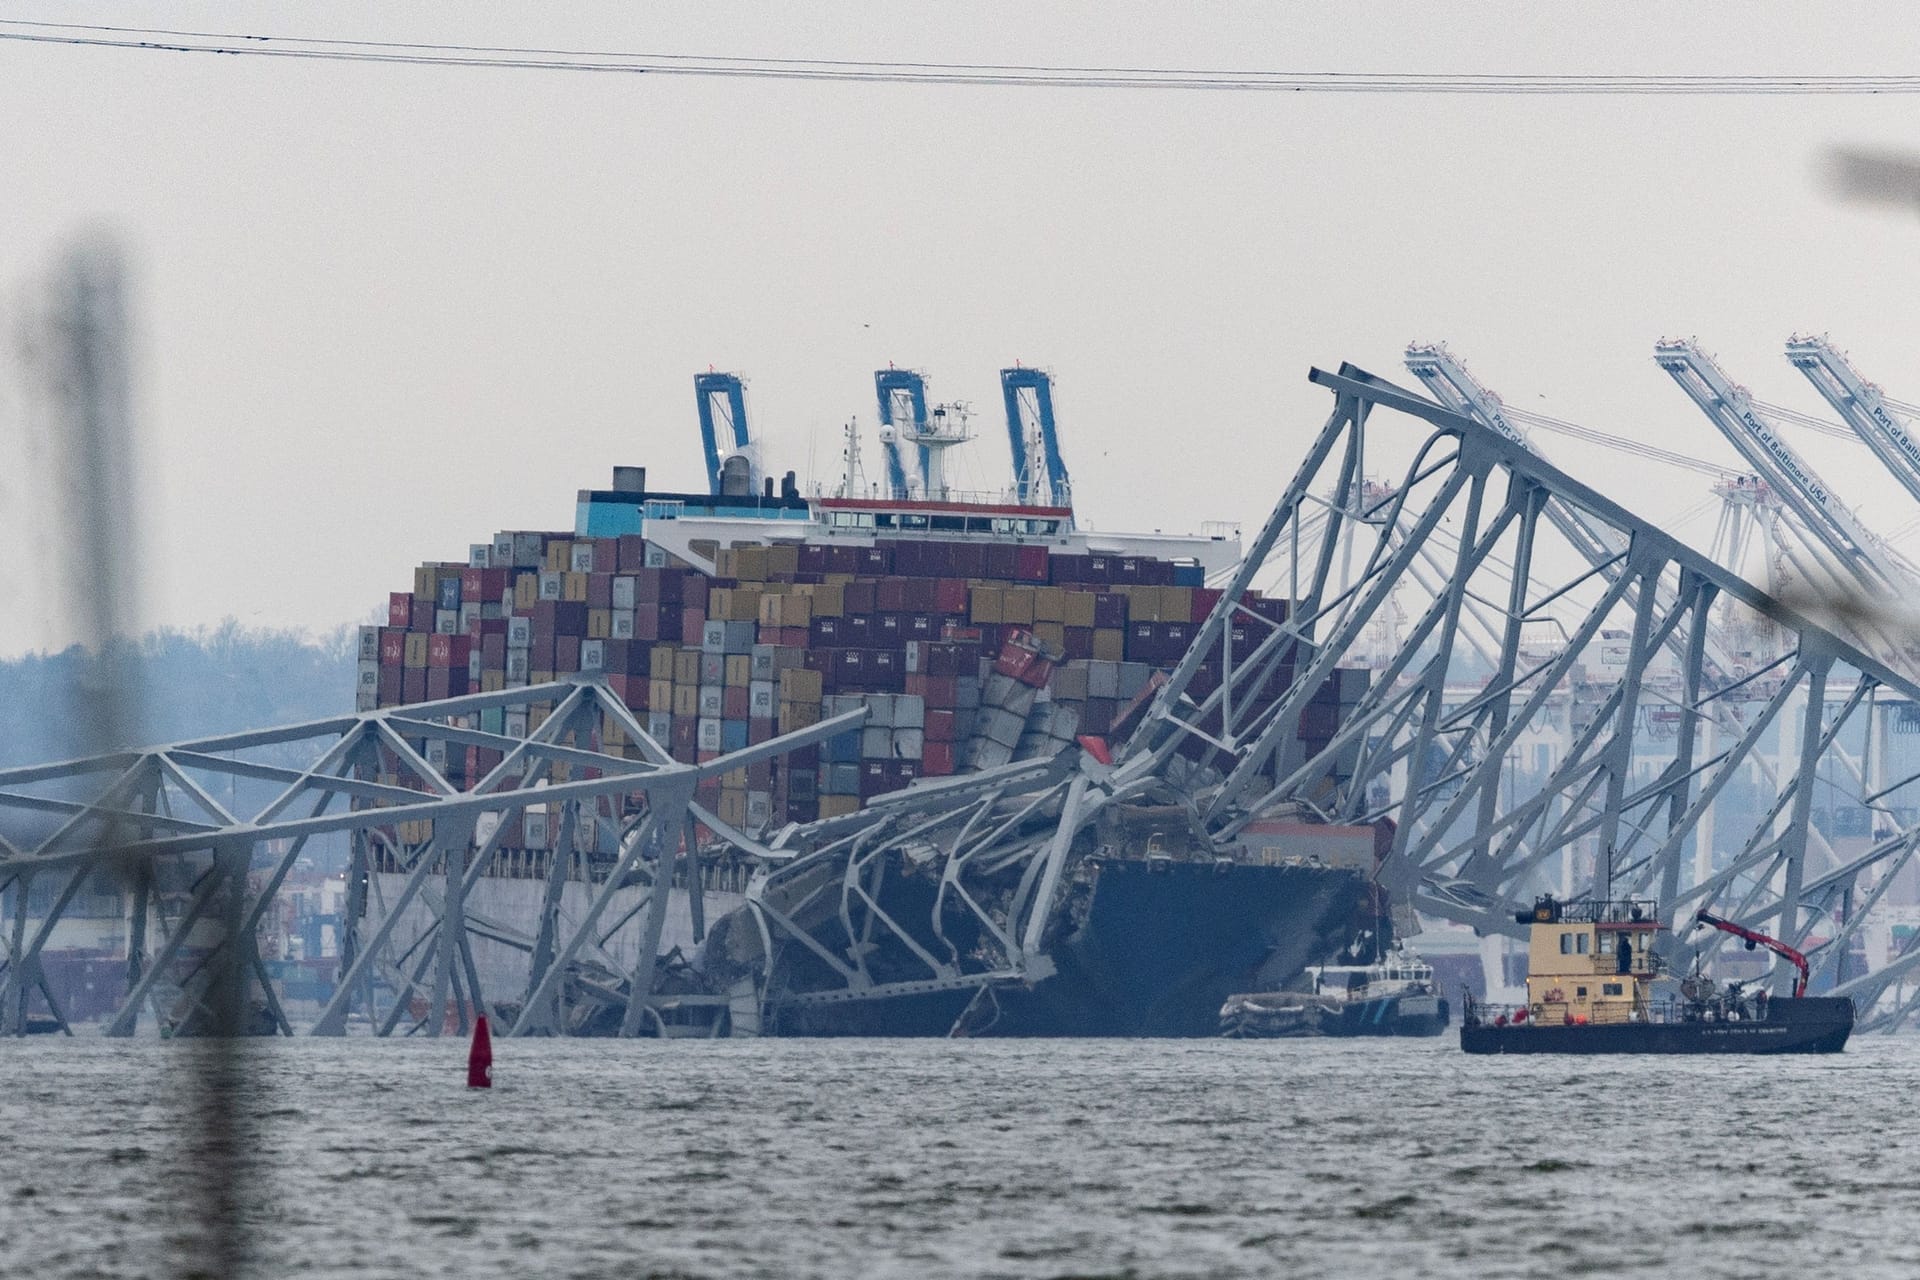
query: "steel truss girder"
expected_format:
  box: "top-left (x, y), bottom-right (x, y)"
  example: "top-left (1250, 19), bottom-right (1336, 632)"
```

top-left (0, 676), bottom-right (861, 1037)
top-left (1126, 363), bottom-right (1920, 1021)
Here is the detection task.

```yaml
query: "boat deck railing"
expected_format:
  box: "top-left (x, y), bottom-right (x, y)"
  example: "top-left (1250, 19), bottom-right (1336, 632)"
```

top-left (1461, 992), bottom-right (1776, 1029)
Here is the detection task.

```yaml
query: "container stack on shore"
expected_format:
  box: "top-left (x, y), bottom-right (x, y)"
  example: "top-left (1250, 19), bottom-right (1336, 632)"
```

top-left (363, 529), bottom-right (1344, 842)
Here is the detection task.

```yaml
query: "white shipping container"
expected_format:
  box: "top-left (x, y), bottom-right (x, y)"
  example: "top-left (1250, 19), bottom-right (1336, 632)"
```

top-left (425, 738), bottom-right (448, 768)
top-left (468, 651), bottom-right (483, 682)
top-left (645, 544), bottom-right (668, 568)
top-left (507, 617), bottom-right (533, 648)
top-left (459, 603), bottom-right (480, 634)
top-left (538, 571), bottom-right (563, 600)
top-left (505, 711), bottom-right (529, 737)
top-left (475, 812), bottom-right (501, 846)
top-left (750, 645), bottom-right (776, 681)
top-left (354, 688), bottom-right (378, 712)
top-left (611, 576), bottom-right (636, 610)
top-left (512, 532), bottom-right (543, 567)
top-left (892, 728), bottom-right (925, 759)
top-left (749, 680), bottom-right (776, 718)
top-left (469, 543), bottom-right (492, 568)
top-left (867, 693), bottom-right (896, 728)
top-left (356, 625), bottom-right (380, 663)
top-left (699, 685), bottom-right (725, 718)
top-left (357, 660), bottom-right (379, 689)
top-left (524, 811), bottom-right (550, 849)
top-left (697, 717), bottom-right (723, 753)
top-left (745, 791), bottom-right (772, 829)
top-left (701, 621), bottom-right (728, 654)
top-left (1087, 661), bottom-right (1120, 699)
top-left (580, 639), bottom-right (605, 672)
top-left (892, 695), bottom-right (925, 730)
top-left (434, 610), bottom-right (459, 635)
top-left (492, 533), bottom-right (515, 566)
top-left (861, 726), bottom-right (893, 758)
top-left (571, 544), bottom-right (595, 573)
top-left (611, 610), bottom-right (635, 639)
top-left (647, 712), bottom-right (673, 741)
top-left (506, 651), bottom-right (530, 680)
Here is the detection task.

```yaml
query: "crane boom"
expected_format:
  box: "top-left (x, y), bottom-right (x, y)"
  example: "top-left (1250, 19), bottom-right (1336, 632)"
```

top-left (1405, 344), bottom-right (1625, 568)
top-left (1785, 335), bottom-right (1920, 509)
top-left (999, 366), bottom-right (1072, 510)
top-left (1653, 340), bottom-right (1904, 593)
top-left (1694, 909), bottom-right (1810, 998)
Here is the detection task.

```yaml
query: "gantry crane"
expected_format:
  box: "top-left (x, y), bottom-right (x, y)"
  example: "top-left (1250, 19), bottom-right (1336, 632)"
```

top-left (1786, 335), bottom-right (1920, 509)
top-left (874, 368), bottom-right (930, 499)
top-left (1654, 340), bottom-right (1913, 598)
top-left (694, 372), bottom-right (752, 496)
top-left (999, 366), bottom-right (1072, 510)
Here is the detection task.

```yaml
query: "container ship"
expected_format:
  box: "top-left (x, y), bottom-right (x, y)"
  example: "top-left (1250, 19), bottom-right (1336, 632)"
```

top-left (351, 367), bottom-right (1386, 1036)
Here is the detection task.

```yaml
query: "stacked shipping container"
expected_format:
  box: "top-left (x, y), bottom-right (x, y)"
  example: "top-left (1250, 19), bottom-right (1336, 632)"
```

top-left (364, 528), bottom-right (1344, 844)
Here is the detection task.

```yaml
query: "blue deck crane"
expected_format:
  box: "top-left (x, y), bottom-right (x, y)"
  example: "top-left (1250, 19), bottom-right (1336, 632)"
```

top-left (873, 368), bottom-right (929, 499)
top-left (1000, 367), bottom-right (1071, 510)
top-left (694, 372), bottom-right (751, 496)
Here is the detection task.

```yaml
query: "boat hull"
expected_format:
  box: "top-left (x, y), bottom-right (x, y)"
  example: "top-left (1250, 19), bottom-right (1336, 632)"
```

top-left (1460, 996), bottom-right (1854, 1054)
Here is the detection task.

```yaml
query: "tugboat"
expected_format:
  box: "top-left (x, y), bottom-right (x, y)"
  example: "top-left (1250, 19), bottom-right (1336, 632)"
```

top-left (1460, 896), bottom-right (1853, 1054)
top-left (1219, 941), bottom-right (1450, 1038)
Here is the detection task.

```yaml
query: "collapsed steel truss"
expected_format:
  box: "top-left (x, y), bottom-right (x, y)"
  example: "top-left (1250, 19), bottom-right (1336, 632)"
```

top-left (11, 362), bottom-right (1920, 1034)
top-left (0, 678), bottom-right (857, 1038)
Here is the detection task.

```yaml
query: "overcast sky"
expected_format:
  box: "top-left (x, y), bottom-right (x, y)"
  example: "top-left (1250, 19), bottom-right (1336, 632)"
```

top-left (5, 2), bottom-right (1920, 657)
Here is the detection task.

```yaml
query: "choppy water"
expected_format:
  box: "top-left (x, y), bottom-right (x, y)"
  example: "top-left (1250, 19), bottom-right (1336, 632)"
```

top-left (3, 1034), bottom-right (1917, 1279)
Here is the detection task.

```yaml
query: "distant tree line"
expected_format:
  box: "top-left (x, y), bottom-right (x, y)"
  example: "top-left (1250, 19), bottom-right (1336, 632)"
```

top-left (0, 620), bottom-right (357, 768)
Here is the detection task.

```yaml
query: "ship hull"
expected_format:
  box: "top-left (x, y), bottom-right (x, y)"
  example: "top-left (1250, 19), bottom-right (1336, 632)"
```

top-left (1460, 996), bottom-right (1853, 1054)
top-left (776, 858), bottom-right (1367, 1038)
top-left (1222, 991), bottom-right (1449, 1039)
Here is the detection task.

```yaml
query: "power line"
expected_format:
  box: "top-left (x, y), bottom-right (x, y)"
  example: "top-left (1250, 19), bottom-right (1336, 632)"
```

top-left (4, 19), bottom-right (1920, 93)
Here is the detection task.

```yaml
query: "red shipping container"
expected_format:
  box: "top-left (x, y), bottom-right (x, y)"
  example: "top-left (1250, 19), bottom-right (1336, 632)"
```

top-left (921, 742), bottom-right (955, 776)
top-left (680, 610), bottom-right (707, 646)
top-left (461, 567), bottom-right (508, 602)
top-left (556, 635), bottom-right (582, 673)
top-left (986, 544), bottom-right (1018, 579)
top-left (378, 666), bottom-right (403, 704)
top-left (780, 627), bottom-right (809, 647)
top-left (388, 593), bottom-right (412, 629)
top-left (844, 580), bottom-right (878, 615)
top-left (402, 669), bottom-right (427, 702)
top-left (934, 578), bottom-right (969, 613)
top-left (1063, 627), bottom-right (1094, 660)
top-left (748, 717), bottom-right (775, 745)
top-left (618, 533), bottom-right (650, 572)
top-left (1190, 588), bottom-right (1223, 623)
top-left (903, 578), bottom-right (936, 611)
top-left (427, 634), bottom-right (472, 669)
top-left (1014, 545), bottom-right (1049, 582)
top-left (587, 573), bottom-right (614, 608)
top-left (379, 629), bottom-right (406, 665)
top-left (723, 686), bottom-right (750, 718)
top-left (876, 579), bottom-right (909, 611)
top-left (426, 666), bottom-right (470, 700)
top-left (924, 709), bottom-right (958, 742)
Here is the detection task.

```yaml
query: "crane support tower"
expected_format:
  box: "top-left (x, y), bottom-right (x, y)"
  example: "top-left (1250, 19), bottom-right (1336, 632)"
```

top-left (694, 372), bottom-right (751, 497)
top-left (874, 368), bottom-right (930, 499)
top-left (1786, 335), bottom-right (1920, 509)
top-left (1000, 366), bottom-right (1072, 510)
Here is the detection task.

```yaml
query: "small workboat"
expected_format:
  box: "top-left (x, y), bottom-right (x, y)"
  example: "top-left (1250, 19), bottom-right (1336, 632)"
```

top-left (1460, 896), bottom-right (1852, 1054)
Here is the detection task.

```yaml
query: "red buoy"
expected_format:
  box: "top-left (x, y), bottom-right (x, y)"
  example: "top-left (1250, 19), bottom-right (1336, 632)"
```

top-left (467, 1014), bottom-right (493, 1089)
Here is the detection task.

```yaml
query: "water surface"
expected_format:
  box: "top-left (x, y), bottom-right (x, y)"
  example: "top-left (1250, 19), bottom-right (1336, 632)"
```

top-left (2, 1035), bottom-right (1913, 1278)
